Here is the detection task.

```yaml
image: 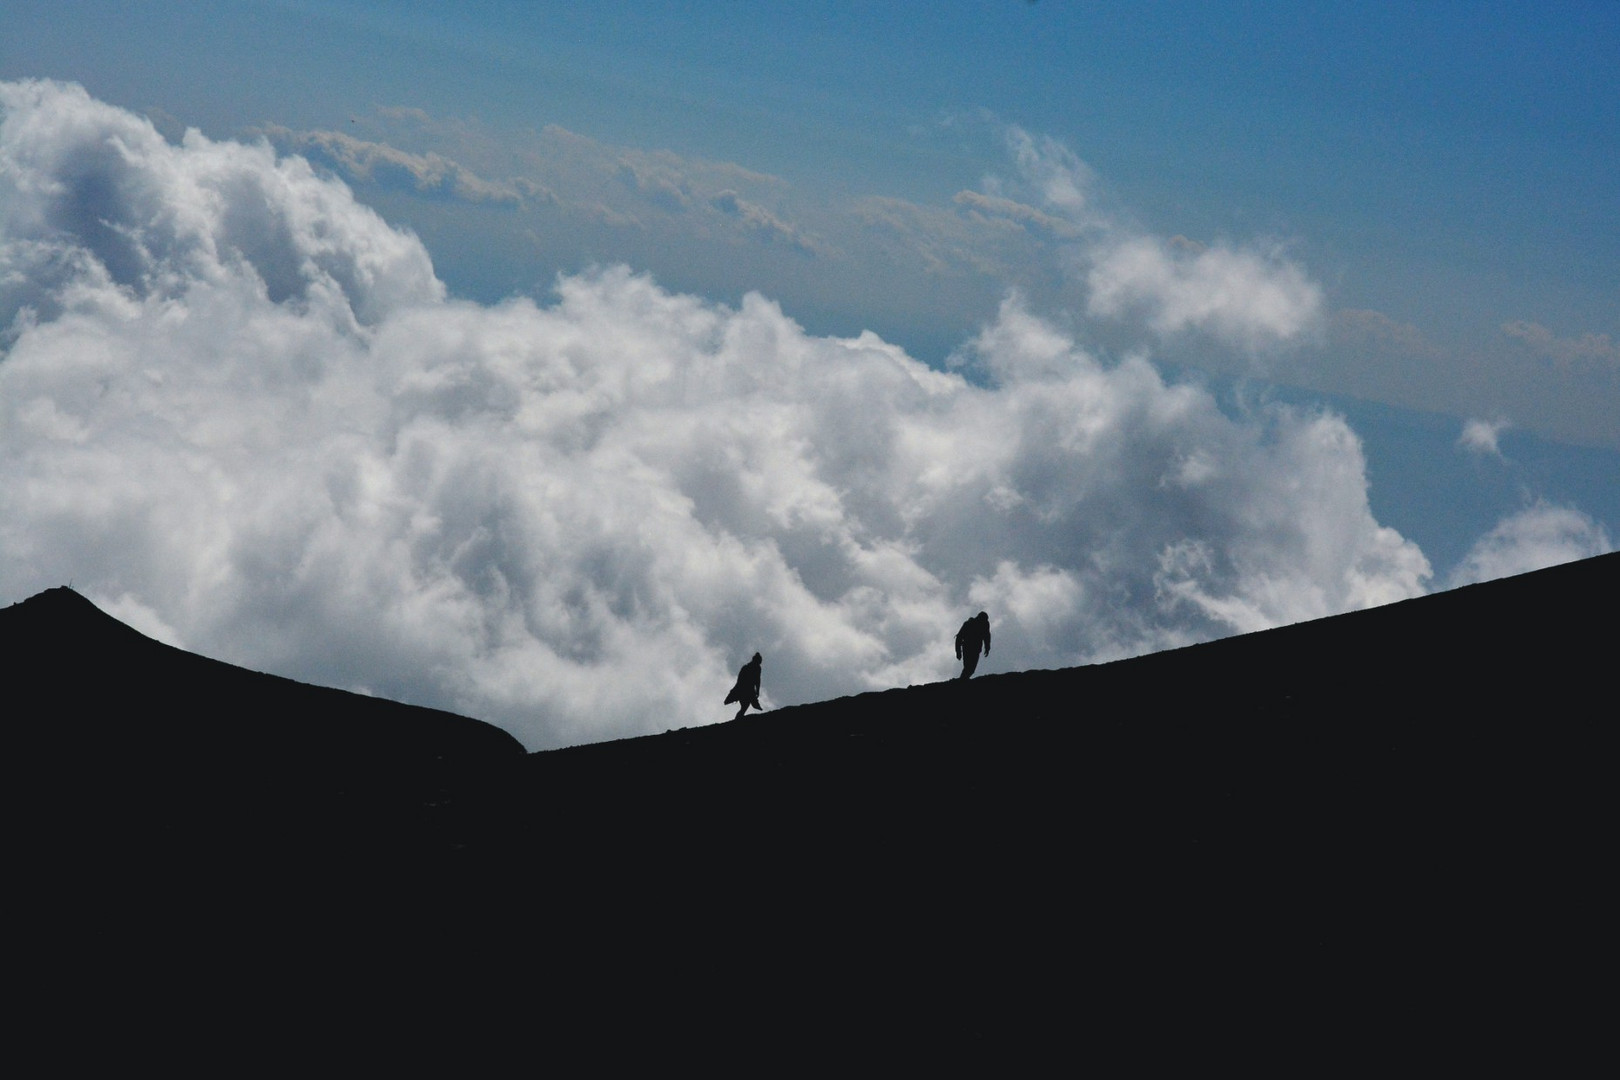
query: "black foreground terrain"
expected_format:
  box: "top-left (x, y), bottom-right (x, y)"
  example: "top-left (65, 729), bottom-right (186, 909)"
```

top-left (7, 553), bottom-right (1614, 1065)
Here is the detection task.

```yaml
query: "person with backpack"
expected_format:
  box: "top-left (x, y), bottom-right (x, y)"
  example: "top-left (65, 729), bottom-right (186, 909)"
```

top-left (954, 612), bottom-right (991, 680)
top-left (725, 652), bottom-right (763, 719)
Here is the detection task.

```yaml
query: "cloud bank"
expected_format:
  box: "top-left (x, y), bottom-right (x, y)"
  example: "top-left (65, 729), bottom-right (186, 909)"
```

top-left (231, 105), bottom-right (1619, 449)
top-left (257, 124), bottom-right (529, 206)
top-left (1, 80), bottom-right (1443, 747)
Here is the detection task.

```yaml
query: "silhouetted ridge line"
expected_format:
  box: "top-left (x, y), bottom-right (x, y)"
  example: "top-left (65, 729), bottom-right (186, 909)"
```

top-left (3, 584), bottom-right (521, 751)
top-left (5, 585), bottom-right (524, 871)
top-left (6, 556), bottom-right (1613, 1061)
top-left (494, 555), bottom-right (1615, 1058)
top-left (543, 550), bottom-right (1616, 758)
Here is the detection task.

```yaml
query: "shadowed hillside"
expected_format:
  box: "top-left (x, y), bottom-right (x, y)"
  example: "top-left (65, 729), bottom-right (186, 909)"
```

top-left (496, 552), bottom-right (1614, 1059)
top-left (5, 586), bottom-right (524, 868)
top-left (7, 553), bottom-right (1614, 1064)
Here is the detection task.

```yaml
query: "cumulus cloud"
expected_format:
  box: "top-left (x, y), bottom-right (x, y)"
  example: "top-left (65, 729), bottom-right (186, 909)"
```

top-left (1449, 504), bottom-right (1613, 587)
top-left (2, 80), bottom-right (1435, 748)
top-left (1459, 417), bottom-right (1509, 457)
top-left (1085, 236), bottom-right (1323, 348)
top-left (1001, 127), bottom-right (1324, 351)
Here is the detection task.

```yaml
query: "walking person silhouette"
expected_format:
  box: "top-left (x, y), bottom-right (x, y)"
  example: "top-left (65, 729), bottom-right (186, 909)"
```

top-left (955, 612), bottom-right (991, 680)
top-left (725, 652), bottom-right (763, 719)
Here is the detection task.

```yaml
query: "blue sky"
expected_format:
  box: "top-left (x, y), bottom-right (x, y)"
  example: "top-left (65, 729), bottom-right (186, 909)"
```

top-left (7, 3), bottom-right (1615, 366)
top-left (2, 2), bottom-right (1614, 745)
top-left (9, 5), bottom-right (1616, 315)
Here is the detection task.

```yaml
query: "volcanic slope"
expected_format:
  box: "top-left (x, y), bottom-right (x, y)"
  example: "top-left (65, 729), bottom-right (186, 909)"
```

top-left (4, 585), bottom-right (524, 867)
top-left (502, 552), bottom-right (1612, 1053)
top-left (5, 553), bottom-right (1612, 1063)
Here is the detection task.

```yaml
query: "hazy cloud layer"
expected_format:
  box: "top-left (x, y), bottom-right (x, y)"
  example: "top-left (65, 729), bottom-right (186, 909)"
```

top-left (232, 105), bottom-right (1620, 449)
top-left (709, 189), bottom-right (823, 255)
top-left (260, 110), bottom-right (1324, 351)
top-left (1501, 320), bottom-right (1620, 378)
top-left (1311, 310), bottom-right (1620, 449)
top-left (263, 112), bottom-right (811, 258)
top-left (256, 124), bottom-right (529, 206)
top-left (7, 79), bottom-right (1586, 749)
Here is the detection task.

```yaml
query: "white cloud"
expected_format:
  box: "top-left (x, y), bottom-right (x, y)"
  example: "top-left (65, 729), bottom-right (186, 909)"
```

top-left (1005, 128), bottom-right (1099, 222)
top-left (2, 81), bottom-right (1433, 748)
top-left (0, 80), bottom-right (442, 330)
top-left (1002, 127), bottom-right (1324, 351)
top-left (1459, 417), bottom-right (1509, 457)
top-left (1086, 236), bottom-right (1323, 349)
top-left (1448, 504), bottom-right (1613, 587)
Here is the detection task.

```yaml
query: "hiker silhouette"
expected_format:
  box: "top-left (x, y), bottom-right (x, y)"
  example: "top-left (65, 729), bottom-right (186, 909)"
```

top-left (955, 612), bottom-right (991, 680)
top-left (725, 652), bottom-right (763, 719)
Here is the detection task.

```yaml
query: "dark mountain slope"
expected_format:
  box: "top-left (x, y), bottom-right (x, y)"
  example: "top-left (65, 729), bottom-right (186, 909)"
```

top-left (6, 554), bottom-right (1613, 1064)
top-left (520, 549), bottom-right (1613, 858)
top-left (498, 552), bottom-right (1614, 1061)
top-left (4, 586), bottom-right (523, 866)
